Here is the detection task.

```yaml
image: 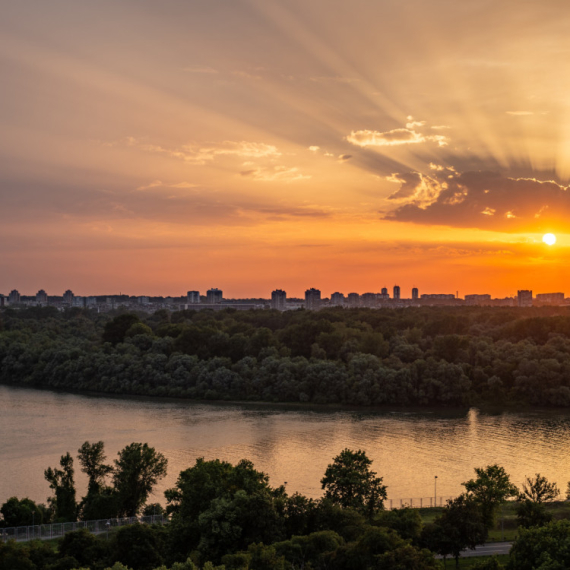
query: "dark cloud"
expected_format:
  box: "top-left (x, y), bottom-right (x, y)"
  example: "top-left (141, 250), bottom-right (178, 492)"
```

top-left (384, 170), bottom-right (570, 232)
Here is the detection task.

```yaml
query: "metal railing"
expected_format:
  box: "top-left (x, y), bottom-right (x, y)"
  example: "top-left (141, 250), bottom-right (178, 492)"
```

top-left (0, 514), bottom-right (166, 543)
top-left (386, 496), bottom-right (454, 510)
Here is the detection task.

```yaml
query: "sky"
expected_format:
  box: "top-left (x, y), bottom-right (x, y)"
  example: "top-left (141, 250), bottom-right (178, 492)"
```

top-left (2, 0), bottom-right (570, 298)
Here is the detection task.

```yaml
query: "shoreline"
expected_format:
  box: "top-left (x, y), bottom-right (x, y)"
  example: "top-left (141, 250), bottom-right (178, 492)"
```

top-left (0, 381), bottom-right (561, 417)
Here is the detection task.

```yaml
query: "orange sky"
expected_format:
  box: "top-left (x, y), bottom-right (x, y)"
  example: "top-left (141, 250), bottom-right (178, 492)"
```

top-left (2, 0), bottom-right (570, 298)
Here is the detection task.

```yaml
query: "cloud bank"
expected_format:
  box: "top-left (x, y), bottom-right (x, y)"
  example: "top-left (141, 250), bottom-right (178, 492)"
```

top-left (384, 169), bottom-right (570, 232)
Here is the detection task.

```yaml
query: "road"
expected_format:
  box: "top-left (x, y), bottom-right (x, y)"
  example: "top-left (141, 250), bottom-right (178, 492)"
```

top-left (459, 542), bottom-right (512, 557)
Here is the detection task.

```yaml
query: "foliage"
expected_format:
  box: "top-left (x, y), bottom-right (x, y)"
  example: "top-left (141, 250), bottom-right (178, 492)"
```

top-left (462, 465), bottom-right (518, 529)
top-left (0, 497), bottom-right (43, 527)
top-left (44, 452), bottom-right (77, 522)
top-left (113, 443), bottom-right (168, 517)
top-left (422, 494), bottom-right (487, 567)
top-left (515, 499), bottom-right (552, 529)
top-left (5, 305), bottom-right (570, 409)
top-left (507, 519), bottom-right (570, 570)
top-left (519, 474), bottom-right (559, 503)
top-left (321, 449), bottom-right (387, 516)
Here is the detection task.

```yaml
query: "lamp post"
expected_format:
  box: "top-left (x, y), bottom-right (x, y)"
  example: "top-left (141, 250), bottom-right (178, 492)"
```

top-left (105, 521), bottom-right (111, 541)
top-left (434, 476), bottom-right (438, 507)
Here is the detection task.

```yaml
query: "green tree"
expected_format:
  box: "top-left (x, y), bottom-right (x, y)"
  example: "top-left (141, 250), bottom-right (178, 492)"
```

top-left (462, 464), bottom-right (518, 528)
top-left (44, 452), bottom-right (77, 522)
top-left (508, 519), bottom-right (570, 570)
top-left (0, 497), bottom-right (43, 527)
top-left (321, 448), bottom-right (387, 516)
top-left (515, 499), bottom-right (552, 529)
top-left (78, 441), bottom-right (113, 495)
top-left (113, 443), bottom-right (168, 517)
top-left (519, 473), bottom-right (559, 503)
top-left (422, 495), bottom-right (487, 568)
top-left (111, 523), bottom-right (167, 570)
top-left (103, 314), bottom-right (140, 345)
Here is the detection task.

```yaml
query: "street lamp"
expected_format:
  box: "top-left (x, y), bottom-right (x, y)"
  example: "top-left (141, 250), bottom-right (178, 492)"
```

top-left (434, 476), bottom-right (438, 507)
top-left (105, 520), bottom-right (111, 540)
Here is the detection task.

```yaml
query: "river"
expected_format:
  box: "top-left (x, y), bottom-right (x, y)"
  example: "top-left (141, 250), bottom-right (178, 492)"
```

top-left (1, 384), bottom-right (569, 508)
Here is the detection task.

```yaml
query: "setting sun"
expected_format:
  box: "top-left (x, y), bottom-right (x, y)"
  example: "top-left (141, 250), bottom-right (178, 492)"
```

top-left (543, 233), bottom-right (557, 246)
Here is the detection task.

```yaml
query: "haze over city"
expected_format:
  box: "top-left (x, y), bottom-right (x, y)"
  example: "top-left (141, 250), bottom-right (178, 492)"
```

top-left (2, 1), bottom-right (570, 297)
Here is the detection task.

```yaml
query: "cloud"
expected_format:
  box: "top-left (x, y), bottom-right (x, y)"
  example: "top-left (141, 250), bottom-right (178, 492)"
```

top-left (338, 154), bottom-right (352, 162)
top-left (308, 146), bottom-right (320, 152)
top-left (137, 180), bottom-right (200, 191)
top-left (347, 128), bottom-right (448, 147)
top-left (127, 138), bottom-right (281, 165)
top-left (240, 165), bottom-right (310, 182)
top-left (384, 170), bottom-right (570, 232)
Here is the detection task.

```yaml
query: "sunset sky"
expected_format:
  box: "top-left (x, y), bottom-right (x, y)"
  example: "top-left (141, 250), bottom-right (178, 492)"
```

top-left (2, 0), bottom-right (570, 298)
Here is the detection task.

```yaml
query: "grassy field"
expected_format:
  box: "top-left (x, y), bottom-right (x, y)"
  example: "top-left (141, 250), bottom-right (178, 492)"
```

top-left (441, 555), bottom-right (509, 568)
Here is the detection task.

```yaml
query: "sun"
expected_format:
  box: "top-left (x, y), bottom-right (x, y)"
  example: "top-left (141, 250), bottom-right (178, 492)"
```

top-left (543, 233), bottom-right (557, 246)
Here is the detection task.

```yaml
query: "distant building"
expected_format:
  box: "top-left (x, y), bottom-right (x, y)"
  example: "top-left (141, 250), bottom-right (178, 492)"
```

top-left (330, 292), bottom-right (345, 306)
top-left (73, 296), bottom-right (85, 308)
top-left (421, 294), bottom-right (455, 300)
top-left (207, 288), bottom-right (223, 304)
top-left (379, 288), bottom-right (389, 300)
top-left (347, 292), bottom-right (360, 307)
top-left (535, 292), bottom-right (564, 305)
top-left (86, 297), bottom-right (97, 307)
top-left (0, 295), bottom-right (5, 307)
top-left (187, 291), bottom-right (200, 304)
top-left (465, 294), bottom-right (492, 306)
top-left (271, 289), bottom-right (287, 310)
top-left (138, 296), bottom-right (150, 305)
top-left (8, 290), bottom-right (20, 304)
top-left (393, 285), bottom-right (400, 300)
top-left (412, 288), bottom-right (419, 301)
top-left (305, 288), bottom-right (321, 310)
top-left (361, 293), bottom-right (377, 307)
top-left (36, 289), bottom-right (48, 305)
top-left (517, 290), bottom-right (533, 307)
top-left (63, 290), bottom-right (74, 305)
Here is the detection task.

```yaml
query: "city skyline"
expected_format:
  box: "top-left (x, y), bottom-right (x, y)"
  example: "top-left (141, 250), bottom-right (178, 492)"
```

top-left (2, 1), bottom-right (570, 296)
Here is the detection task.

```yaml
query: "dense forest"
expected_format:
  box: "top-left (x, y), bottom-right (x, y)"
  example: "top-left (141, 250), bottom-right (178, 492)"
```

top-left (2, 305), bottom-right (570, 407)
top-left (2, 440), bottom-right (566, 569)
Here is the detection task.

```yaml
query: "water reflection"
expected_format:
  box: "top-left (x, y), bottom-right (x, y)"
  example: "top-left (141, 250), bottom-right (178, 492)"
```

top-left (1, 384), bottom-right (570, 506)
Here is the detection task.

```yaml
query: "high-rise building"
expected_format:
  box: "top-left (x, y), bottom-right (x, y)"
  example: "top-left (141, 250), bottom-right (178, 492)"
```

top-left (465, 294), bottom-right (491, 306)
top-left (207, 288), bottom-right (223, 304)
top-left (330, 292), bottom-right (345, 306)
top-left (63, 290), bottom-right (74, 305)
top-left (73, 296), bottom-right (86, 308)
top-left (393, 285), bottom-right (400, 300)
top-left (535, 292), bottom-right (564, 305)
top-left (517, 290), bottom-right (533, 307)
top-left (379, 287), bottom-right (389, 300)
top-left (305, 288), bottom-right (321, 310)
top-left (36, 289), bottom-right (48, 305)
top-left (138, 296), bottom-right (150, 304)
top-left (86, 297), bottom-right (97, 307)
top-left (347, 292), bottom-right (360, 307)
top-left (361, 293), bottom-right (377, 307)
top-left (8, 290), bottom-right (20, 304)
top-left (412, 288), bottom-right (419, 301)
top-left (187, 291), bottom-right (200, 304)
top-left (271, 289), bottom-right (287, 310)
top-left (0, 295), bottom-right (5, 307)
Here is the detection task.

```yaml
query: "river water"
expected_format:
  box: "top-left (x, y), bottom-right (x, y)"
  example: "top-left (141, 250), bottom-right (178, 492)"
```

top-left (1, 384), bottom-right (569, 508)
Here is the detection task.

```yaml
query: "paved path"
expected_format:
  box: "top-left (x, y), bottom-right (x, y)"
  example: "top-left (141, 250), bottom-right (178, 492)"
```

top-left (460, 542), bottom-right (512, 557)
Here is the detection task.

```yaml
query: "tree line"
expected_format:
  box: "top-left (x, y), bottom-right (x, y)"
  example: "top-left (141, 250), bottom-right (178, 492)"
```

top-left (3, 305), bottom-right (570, 407)
top-left (1, 442), bottom-right (570, 569)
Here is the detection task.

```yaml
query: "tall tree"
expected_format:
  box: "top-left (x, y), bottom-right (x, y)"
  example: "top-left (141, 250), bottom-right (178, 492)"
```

top-left (44, 452), bottom-right (77, 522)
top-left (462, 464), bottom-right (518, 528)
top-left (113, 443), bottom-right (167, 517)
top-left (77, 441), bottom-right (113, 495)
top-left (320, 448), bottom-right (387, 516)
top-left (519, 473), bottom-right (559, 503)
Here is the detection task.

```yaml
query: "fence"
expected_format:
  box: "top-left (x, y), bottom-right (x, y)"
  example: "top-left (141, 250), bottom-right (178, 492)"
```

top-left (1, 497), bottom-right (453, 543)
top-left (386, 496), bottom-right (454, 510)
top-left (0, 514), bottom-right (166, 543)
